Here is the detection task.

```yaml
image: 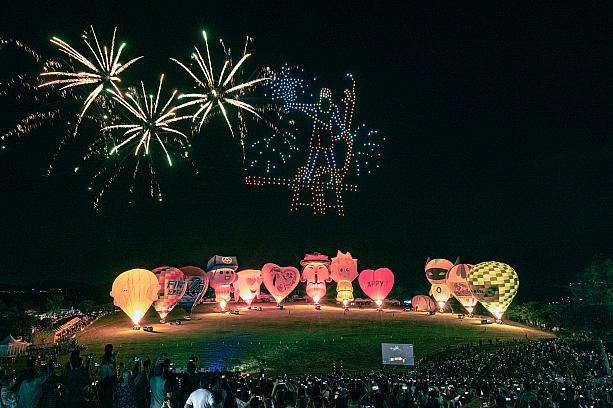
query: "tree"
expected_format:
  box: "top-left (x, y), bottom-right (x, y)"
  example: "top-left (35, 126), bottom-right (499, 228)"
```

top-left (45, 293), bottom-right (64, 313)
top-left (78, 299), bottom-right (96, 314)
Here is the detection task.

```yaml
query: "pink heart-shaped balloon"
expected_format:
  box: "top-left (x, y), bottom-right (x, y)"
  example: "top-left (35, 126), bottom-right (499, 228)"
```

top-left (358, 268), bottom-right (395, 301)
top-left (262, 263), bottom-right (300, 303)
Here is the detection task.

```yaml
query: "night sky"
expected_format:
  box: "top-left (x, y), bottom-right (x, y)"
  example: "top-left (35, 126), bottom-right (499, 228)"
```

top-left (1, 1), bottom-right (612, 301)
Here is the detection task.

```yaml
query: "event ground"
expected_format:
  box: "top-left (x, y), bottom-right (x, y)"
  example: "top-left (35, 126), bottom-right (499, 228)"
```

top-left (77, 303), bottom-right (554, 374)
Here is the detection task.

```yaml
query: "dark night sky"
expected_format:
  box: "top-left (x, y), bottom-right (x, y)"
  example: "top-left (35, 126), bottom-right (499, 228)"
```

top-left (1, 1), bottom-right (612, 300)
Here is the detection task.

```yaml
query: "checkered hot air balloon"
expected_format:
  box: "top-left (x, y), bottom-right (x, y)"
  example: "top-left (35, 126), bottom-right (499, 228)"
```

top-left (467, 261), bottom-right (519, 320)
top-left (151, 266), bottom-right (187, 323)
top-left (446, 263), bottom-right (478, 315)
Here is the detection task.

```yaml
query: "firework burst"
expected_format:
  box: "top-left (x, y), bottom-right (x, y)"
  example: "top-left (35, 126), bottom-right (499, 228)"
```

top-left (38, 26), bottom-right (143, 128)
top-left (171, 31), bottom-right (268, 140)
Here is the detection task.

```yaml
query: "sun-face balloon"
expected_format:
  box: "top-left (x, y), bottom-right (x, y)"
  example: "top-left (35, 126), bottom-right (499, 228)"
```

top-left (300, 253), bottom-right (332, 304)
top-left (446, 263), bottom-right (478, 314)
top-left (411, 294), bottom-right (436, 312)
top-left (424, 258), bottom-right (454, 284)
top-left (330, 251), bottom-right (359, 305)
top-left (177, 266), bottom-right (209, 315)
top-left (261, 263), bottom-right (300, 305)
top-left (151, 266), bottom-right (187, 323)
top-left (233, 269), bottom-right (262, 306)
top-left (358, 268), bottom-right (395, 308)
top-left (110, 269), bottom-right (160, 326)
top-left (467, 261), bottom-right (519, 320)
top-left (207, 255), bottom-right (238, 310)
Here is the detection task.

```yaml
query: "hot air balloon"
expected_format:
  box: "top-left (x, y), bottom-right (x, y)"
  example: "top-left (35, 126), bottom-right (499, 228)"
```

top-left (207, 255), bottom-right (238, 311)
top-left (429, 283), bottom-right (451, 312)
top-left (330, 251), bottom-right (359, 307)
top-left (446, 263), bottom-right (478, 314)
top-left (358, 268), bottom-right (395, 308)
top-left (424, 258), bottom-right (454, 284)
top-left (411, 295), bottom-right (436, 312)
top-left (467, 261), bottom-right (519, 321)
top-left (261, 263), bottom-right (300, 305)
top-left (110, 269), bottom-right (160, 326)
top-left (151, 266), bottom-right (187, 323)
top-left (177, 266), bottom-right (209, 316)
top-left (300, 253), bottom-right (332, 305)
top-left (233, 269), bottom-right (262, 307)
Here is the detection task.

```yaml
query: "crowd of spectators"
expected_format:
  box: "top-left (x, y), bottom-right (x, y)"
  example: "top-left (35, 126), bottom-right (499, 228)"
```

top-left (0, 339), bottom-right (611, 408)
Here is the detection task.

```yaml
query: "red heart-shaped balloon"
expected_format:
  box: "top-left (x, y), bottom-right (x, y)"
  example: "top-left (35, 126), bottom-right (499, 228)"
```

top-left (358, 268), bottom-right (395, 301)
top-left (261, 263), bottom-right (300, 303)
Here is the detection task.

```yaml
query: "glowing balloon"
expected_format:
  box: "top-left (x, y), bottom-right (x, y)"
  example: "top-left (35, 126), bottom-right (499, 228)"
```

top-left (300, 253), bottom-right (332, 304)
top-left (151, 266), bottom-right (187, 323)
top-left (207, 255), bottom-right (238, 310)
top-left (110, 269), bottom-right (160, 326)
top-left (467, 261), bottom-right (519, 320)
top-left (358, 268), bottom-right (395, 307)
top-left (233, 269), bottom-right (262, 306)
top-left (411, 294), bottom-right (436, 312)
top-left (424, 258), bottom-right (454, 284)
top-left (430, 283), bottom-right (451, 312)
top-left (330, 251), bottom-right (359, 305)
top-left (177, 266), bottom-right (209, 315)
top-left (446, 263), bottom-right (478, 314)
top-left (261, 263), bottom-right (300, 304)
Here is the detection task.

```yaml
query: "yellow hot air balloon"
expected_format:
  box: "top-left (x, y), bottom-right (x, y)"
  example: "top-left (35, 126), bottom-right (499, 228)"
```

top-left (467, 261), bottom-right (519, 320)
top-left (110, 269), bottom-right (160, 326)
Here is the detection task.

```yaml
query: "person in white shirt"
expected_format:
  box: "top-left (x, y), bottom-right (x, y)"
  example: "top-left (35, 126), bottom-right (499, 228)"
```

top-left (185, 378), bottom-right (215, 408)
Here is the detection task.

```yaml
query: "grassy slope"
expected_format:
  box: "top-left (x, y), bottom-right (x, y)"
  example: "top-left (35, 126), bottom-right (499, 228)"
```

top-left (77, 303), bottom-right (554, 374)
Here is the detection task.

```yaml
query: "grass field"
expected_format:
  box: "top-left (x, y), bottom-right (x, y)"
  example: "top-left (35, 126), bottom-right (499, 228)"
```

top-left (77, 302), bottom-right (554, 374)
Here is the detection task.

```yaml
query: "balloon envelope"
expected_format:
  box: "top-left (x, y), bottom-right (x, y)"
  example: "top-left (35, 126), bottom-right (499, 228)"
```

top-left (178, 266), bottom-right (209, 314)
top-left (207, 255), bottom-right (239, 304)
top-left (430, 283), bottom-right (451, 311)
top-left (467, 261), bottom-right (519, 320)
top-left (300, 253), bottom-right (332, 303)
top-left (425, 258), bottom-right (454, 284)
top-left (446, 264), bottom-right (478, 314)
top-left (411, 295), bottom-right (436, 312)
top-left (261, 263), bottom-right (300, 304)
top-left (151, 266), bottom-right (186, 322)
top-left (234, 269), bottom-right (262, 306)
top-left (358, 268), bottom-right (395, 305)
top-left (110, 269), bottom-right (160, 325)
top-left (330, 251), bottom-right (358, 303)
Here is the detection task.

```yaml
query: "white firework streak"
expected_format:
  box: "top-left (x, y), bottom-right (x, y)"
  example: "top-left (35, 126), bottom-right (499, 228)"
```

top-left (102, 74), bottom-right (190, 167)
top-left (38, 26), bottom-right (143, 124)
top-left (171, 30), bottom-right (267, 137)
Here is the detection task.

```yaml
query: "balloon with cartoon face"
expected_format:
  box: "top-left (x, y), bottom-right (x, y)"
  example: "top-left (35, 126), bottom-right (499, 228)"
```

top-left (261, 263), bottom-right (300, 304)
top-left (424, 258), bottom-right (454, 284)
top-left (330, 251), bottom-right (358, 305)
top-left (206, 255), bottom-right (238, 310)
top-left (300, 253), bottom-right (332, 304)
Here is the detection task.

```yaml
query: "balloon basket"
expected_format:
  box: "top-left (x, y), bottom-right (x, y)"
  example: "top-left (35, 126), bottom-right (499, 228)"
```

top-left (278, 304), bottom-right (284, 310)
top-left (315, 305), bottom-right (321, 310)
top-left (159, 318), bottom-right (167, 324)
top-left (132, 325), bottom-right (141, 331)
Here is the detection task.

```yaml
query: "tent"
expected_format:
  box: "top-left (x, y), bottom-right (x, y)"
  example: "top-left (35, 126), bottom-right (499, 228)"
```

top-left (0, 335), bottom-right (31, 357)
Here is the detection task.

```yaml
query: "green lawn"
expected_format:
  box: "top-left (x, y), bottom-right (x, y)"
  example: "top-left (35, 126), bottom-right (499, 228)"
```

top-left (77, 303), bottom-right (554, 374)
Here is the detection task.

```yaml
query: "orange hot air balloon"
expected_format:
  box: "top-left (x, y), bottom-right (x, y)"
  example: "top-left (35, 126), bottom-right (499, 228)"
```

top-left (151, 266), bottom-right (187, 323)
top-left (411, 295), bottom-right (436, 312)
top-left (424, 258), bottom-right (454, 284)
top-left (300, 253), bottom-right (332, 304)
top-left (261, 263), bottom-right (300, 305)
top-left (110, 269), bottom-right (160, 326)
top-left (330, 251), bottom-right (359, 306)
top-left (430, 282), bottom-right (451, 312)
top-left (446, 263), bottom-right (478, 314)
top-left (233, 269), bottom-right (262, 306)
top-left (358, 268), bottom-right (395, 308)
